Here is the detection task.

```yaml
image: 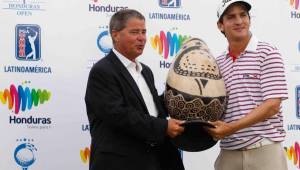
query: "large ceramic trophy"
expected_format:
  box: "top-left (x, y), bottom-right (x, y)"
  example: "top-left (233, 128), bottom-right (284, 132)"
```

top-left (165, 38), bottom-right (227, 152)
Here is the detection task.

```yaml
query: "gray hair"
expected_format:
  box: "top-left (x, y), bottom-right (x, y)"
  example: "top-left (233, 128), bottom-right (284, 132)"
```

top-left (109, 9), bottom-right (145, 41)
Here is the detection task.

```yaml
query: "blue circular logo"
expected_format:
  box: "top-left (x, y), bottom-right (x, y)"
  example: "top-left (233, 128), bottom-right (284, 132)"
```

top-left (14, 143), bottom-right (37, 170)
top-left (97, 30), bottom-right (112, 54)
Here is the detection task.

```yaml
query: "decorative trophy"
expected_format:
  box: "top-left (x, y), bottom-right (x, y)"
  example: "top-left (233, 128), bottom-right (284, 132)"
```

top-left (165, 38), bottom-right (227, 151)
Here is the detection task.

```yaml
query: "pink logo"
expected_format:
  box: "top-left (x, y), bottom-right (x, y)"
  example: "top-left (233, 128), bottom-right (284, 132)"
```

top-left (290, 0), bottom-right (299, 10)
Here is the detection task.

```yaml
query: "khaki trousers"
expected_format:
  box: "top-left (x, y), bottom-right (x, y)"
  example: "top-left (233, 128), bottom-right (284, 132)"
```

top-left (214, 143), bottom-right (288, 170)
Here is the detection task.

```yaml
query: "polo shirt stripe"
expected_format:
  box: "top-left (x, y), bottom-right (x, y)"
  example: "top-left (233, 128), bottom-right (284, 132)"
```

top-left (216, 36), bottom-right (288, 150)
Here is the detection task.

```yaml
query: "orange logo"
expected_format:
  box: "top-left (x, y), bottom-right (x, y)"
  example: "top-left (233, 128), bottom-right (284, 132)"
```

top-left (80, 147), bottom-right (90, 164)
top-left (284, 142), bottom-right (300, 168)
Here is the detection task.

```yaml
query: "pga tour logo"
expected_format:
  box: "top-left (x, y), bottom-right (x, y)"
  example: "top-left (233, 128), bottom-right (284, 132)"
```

top-left (15, 24), bottom-right (41, 61)
top-left (159, 0), bottom-right (181, 8)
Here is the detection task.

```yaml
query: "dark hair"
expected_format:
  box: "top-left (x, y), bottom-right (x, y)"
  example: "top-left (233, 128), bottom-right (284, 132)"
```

top-left (218, 11), bottom-right (250, 23)
top-left (109, 9), bottom-right (145, 42)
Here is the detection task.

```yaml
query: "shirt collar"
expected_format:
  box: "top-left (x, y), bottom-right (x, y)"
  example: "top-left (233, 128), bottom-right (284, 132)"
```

top-left (223, 34), bottom-right (258, 58)
top-left (112, 48), bottom-right (142, 73)
top-left (244, 35), bottom-right (258, 52)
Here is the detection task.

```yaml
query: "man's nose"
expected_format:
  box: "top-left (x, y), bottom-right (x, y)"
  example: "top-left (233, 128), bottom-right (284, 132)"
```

top-left (235, 16), bottom-right (243, 24)
top-left (137, 33), bottom-right (146, 41)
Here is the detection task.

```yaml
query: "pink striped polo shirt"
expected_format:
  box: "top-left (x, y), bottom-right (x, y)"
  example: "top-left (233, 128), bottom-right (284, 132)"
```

top-left (216, 35), bottom-right (288, 150)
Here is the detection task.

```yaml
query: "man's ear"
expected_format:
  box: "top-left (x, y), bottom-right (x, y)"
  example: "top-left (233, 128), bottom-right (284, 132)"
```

top-left (111, 30), bottom-right (119, 43)
top-left (217, 22), bottom-right (224, 32)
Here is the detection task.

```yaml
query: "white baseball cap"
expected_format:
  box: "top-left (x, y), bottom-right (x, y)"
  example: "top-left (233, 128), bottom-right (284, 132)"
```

top-left (217, 0), bottom-right (251, 21)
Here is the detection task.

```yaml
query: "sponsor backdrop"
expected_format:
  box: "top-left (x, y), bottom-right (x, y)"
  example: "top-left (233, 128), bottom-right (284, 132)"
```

top-left (0, 0), bottom-right (300, 169)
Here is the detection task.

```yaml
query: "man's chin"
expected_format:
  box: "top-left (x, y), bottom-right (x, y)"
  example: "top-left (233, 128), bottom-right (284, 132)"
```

top-left (232, 33), bottom-right (249, 41)
top-left (131, 51), bottom-right (143, 59)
